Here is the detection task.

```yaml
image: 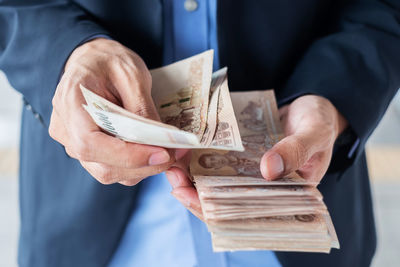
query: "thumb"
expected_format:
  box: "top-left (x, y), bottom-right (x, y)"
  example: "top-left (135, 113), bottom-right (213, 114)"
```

top-left (260, 134), bottom-right (316, 180)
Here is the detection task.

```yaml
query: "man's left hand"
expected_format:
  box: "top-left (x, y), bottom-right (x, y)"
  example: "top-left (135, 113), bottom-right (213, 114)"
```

top-left (165, 95), bottom-right (348, 219)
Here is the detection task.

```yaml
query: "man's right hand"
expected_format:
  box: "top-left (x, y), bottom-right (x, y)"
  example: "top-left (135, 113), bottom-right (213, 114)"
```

top-left (49, 38), bottom-right (176, 186)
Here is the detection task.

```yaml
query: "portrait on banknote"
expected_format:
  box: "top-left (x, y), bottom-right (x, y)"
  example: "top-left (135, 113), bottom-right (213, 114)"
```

top-left (197, 151), bottom-right (262, 177)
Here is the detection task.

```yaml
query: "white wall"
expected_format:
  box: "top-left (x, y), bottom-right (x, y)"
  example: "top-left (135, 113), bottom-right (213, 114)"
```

top-left (0, 71), bottom-right (22, 149)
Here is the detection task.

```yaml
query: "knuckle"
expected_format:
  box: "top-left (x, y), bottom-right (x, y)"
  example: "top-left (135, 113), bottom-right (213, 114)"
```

top-left (118, 143), bottom-right (147, 168)
top-left (120, 179), bottom-right (141, 186)
top-left (132, 98), bottom-right (157, 119)
top-left (51, 96), bottom-right (58, 109)
top-left (64, 147), bottom-right (75, 158)
top-left (152, 164), bottom-right (173, 175)
top-left (96, 167), bottom-right (114, 184)
top-left (134, 105), bottom-right (155, 118)
top-left (48, 120), bottom-right (62, 144)
top-left (52, 83), bottom-right (65, 109)
top-left (110, 56), bottom-right (123, 68)
top-left (123, 155), bottom-right (141, 169)
top-left (48, 124), bottom-right (56, 139)
top-left (120, 144), bottom-right (140, 168)
top-left (74, 141), bottom-right (91, 161)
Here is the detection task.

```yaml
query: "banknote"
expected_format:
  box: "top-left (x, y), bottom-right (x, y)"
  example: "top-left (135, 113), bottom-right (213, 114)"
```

top-left (194, 176), bottom-right (319, 187)
top-left (190, 90), bottom-right (339, 253)
top-left (191, 90), bottom-right (283, 176)
top-left (202, 198), bottom-right (324, 206)
top-left (207, 214), bottom-right (327, 232)
top-left (207, 74), bottom-right (244, 151)
top-left (200, 68), bottom-right (225, 146)
top-left (210, 214), bottom-right (339, 253)
top-left (211, 236), bottom-right (334, 253)
top-left (150, 50), bottom-right (213, 139)
top-left (80, 49), bottom-right (339, 253)
top-left (81, 86), bottom-right (201, 148)
top-left (83, 105), bottom-right (201, 148)
top-left (82, 51), bottom-right (244, 151)
top-left (198, 185), bottom-right (323, 199)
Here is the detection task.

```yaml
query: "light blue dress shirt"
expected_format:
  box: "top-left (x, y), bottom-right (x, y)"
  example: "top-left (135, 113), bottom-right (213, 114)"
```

top-left (108, 1), bottom-right (282, 266)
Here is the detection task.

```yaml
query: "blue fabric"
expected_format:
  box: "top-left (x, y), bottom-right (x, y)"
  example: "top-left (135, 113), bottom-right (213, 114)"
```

top-left (108, 0), bottom-right (280, 266)
top-left (107, 174), bottom-right (197, 267)
top-left (163, 0), bottom-right (220, 70)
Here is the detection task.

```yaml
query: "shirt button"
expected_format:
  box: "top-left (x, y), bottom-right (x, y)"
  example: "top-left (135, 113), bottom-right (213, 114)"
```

top-left (184, 0), bottom-right (198, 12)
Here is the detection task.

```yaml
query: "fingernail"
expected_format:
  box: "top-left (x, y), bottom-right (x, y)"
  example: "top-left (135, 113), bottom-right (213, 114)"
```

top-left (165, 170), bottom-right (179, 188)
top-left (148, 151), bottom-right (170, 166)
top-left (266, 152), bottom-right (284, 178)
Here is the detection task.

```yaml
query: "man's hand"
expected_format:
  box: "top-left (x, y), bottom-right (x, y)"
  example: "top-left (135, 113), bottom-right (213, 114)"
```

top-left (49, 38), bottom-right (177, 186)
top-left (166, 94), bottom-right (348, 219)
top-left (260, 95), bottom-right (348, 183)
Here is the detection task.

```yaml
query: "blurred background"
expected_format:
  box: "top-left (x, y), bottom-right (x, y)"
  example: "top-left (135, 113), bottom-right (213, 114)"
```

top-left (0, 71), bottom-right (399, 267)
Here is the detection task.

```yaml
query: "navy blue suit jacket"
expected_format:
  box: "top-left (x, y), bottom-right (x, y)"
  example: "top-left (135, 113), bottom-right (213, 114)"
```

top-left (1, 0), bottom-right (399, 266)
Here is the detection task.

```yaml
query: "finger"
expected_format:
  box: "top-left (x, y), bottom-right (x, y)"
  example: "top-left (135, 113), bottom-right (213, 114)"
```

top-left (296, 150), bottom-right (333, 183)
top-left (80, 161), bottom-right (139, 185)
top-left (260, 133), bottom-right (319, 180)
top-left (175, 149), bottom-right (190, 161)
top-left (109, 59), bottom-right (160, 120)
top-left (166, 150), bottom-right (192, 187)
top-left (65, 147), bottom-right (76, 158)
top-left (48, 110), bottom-right (70, 146)
top-left (165, 166), bottom-right (192, 189)
top-left (69, 96), bottom-right (173, 167)
top-left (55, 77), bottom-right (175, 169)
top-left (119, 179), bottom-right (143, 186)
top-left (171, 187), bottom-right (203, 221)
top-left (49, 111), bottom-right (77, 158)
top-left (81, 160), bottom-right (173, 185)
top-left (75, 130), bottom-right (174, 168)
top-left (166, 165), bottom-right (203, 220)
top-left (171, 150), bottom-right (192, 174)
top-left (76, 83), bottom-right (177, 168)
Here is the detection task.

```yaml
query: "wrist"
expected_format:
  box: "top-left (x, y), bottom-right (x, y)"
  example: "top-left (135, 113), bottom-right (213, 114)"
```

top-left (313, 95), bottom-right (348, 139)
top-left (65, 38), bottom-right (117, 70)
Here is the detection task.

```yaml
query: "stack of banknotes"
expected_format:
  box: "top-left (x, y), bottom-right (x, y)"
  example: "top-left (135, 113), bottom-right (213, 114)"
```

top-left (191, 90), bottom-right (339, 253)
top-left (82, 50), bottom-right (339, 253)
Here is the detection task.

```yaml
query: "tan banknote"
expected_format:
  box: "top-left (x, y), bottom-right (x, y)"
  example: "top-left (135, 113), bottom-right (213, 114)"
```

top-left (150, 50), bottom-right (213, 139)
top-left (200, 68), bottom-right (226, 146)
top-left (190, 90), bottom-right (339, 253)
top-left (81, 51), bottom-right (243, 150)
top-left (191, 90), bottom-right (283, 176)
top-left (81, 85), bottom-right (201, 148)
top-left (207, 74), bottom-right (244, 151)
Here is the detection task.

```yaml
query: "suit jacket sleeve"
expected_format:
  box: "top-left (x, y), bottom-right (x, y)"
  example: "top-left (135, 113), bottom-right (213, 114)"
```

top-left (0, 1), bottom-right (110, 125)
top-left (278, 0), bottom-right (400, 164)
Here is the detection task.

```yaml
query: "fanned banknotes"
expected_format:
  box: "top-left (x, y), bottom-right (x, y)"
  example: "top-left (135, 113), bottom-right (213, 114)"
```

top-left (190, 91), bottom-right (339, 253)
top-left (82, 50), bottom-right (244, 151)
top-left (81, 50), bottom-right (339, 253)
